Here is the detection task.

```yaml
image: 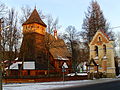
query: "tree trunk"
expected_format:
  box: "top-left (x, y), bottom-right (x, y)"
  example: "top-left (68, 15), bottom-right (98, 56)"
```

top-left (0, 66), bottom-right (2, 90)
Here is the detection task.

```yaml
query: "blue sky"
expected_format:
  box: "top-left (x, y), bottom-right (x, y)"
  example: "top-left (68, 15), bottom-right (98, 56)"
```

top-left (1, 0), bottom-right (120, 33)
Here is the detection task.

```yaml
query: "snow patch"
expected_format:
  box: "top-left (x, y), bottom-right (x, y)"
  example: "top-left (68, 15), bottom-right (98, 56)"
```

top-left (67, 73), bottom-right (87, 76)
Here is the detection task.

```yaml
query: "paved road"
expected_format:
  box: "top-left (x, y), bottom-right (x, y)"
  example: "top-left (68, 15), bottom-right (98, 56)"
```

top-left (56, 80), bottom-right (120, 90)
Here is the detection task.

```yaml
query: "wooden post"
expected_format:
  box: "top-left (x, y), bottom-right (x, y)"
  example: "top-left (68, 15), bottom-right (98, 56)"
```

top-left (0, 67), bottom-right (2, 90)
top-left (63, 71), bottom-right (64, 82)
top-left (97, 65), bottom-right (99, 73)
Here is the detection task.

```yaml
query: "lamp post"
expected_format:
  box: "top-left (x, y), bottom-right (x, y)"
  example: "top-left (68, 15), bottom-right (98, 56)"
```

top-left (62, 66), bottom-right (65, 82)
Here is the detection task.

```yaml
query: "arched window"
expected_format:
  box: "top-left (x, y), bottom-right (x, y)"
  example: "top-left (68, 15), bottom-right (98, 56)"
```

top-left (103, 45), bottom-right (106, 55)
top-left (95, 46), bottom-right (98, 56)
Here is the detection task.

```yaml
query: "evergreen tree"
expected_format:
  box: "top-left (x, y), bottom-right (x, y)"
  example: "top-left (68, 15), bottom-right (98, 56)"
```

top-left (81, 1), bottom-right (113, 43)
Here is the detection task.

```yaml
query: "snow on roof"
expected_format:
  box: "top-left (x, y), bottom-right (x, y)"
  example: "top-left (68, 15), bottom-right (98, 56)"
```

top-left (58, 58), bottom-right (69, 60)
top-left (55, 56), bottom-right (69, 61)
top-left (5, 62), bottom-right (22, 70)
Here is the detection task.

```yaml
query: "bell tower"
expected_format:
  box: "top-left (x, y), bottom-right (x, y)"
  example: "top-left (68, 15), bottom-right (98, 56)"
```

top-left (89, 30), bottom-right (116, 78)
top-left (22, 8), bottom-right (47, 35)
top-left (19, 8), bottom-right (47, 64)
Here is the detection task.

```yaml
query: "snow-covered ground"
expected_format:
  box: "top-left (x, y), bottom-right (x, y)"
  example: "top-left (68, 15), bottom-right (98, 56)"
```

top-left (67, 73), bottom-right (87, 76)
top-left (3, 78), bottom-right (119, 90)
top-left (3, 80), bottom-right (91, 90)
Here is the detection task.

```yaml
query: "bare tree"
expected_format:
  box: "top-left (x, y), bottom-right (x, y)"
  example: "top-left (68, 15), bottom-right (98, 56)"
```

top-left (0, 2), bottom-right (7, 51)
top-left (115, 33), bottom-right (120, 57)
top-left (8, 8), bottom-right (20, 70)
top-left (74, 42), bottom-right (89, 63)
top-left (45, 15), bottom-right (60, 75)
top-left (19, 5), bottom-right (32, 24)
top-left (0, 2), bottom-right (7, 17)
top-left (0, 8), bottom-right (21, 75)
top-left (0, 2), bottom-right (7, 90)
top-left (62, 25), bottom-right (80, 73)
top-left (20, 6), bottom-right (45, 25)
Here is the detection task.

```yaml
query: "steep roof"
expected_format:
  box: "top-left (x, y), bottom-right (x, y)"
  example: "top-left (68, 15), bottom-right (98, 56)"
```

top-left (86, 58), bottom-right (98, 66)
top-left (48, 34), bottom-right (71, 60)
top-left (22, 8), bottom-right (47, 27)
top-left (19, 32), bottom-right (71, 62)
top-left (89, 30), bottom-right (110, 45)
top-left (99, 30), bottom-right (109, 40)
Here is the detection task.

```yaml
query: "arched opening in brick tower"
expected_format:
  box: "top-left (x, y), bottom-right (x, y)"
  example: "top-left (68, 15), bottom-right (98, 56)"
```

top-left (103, 44), bottom-right (106, 55)
top-left (95, 46), bottom-right (98, 56)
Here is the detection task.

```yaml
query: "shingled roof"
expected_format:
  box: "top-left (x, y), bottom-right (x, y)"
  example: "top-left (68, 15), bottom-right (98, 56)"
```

top-left (48, 34), bottom-right (71, 60)
top-left (22, 8), bottom-right (47, 27)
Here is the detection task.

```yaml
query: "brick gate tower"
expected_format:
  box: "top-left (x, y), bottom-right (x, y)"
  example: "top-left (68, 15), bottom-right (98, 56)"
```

top-left (89, 30), bottom-right (116, 78)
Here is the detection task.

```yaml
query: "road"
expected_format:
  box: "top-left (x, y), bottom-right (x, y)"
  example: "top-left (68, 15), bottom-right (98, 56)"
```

top-left (56, 80), bottom-right (120, 90)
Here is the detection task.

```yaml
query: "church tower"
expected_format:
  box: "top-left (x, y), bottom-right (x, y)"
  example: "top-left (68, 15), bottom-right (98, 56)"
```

top-left (19, 8), bottom-right (53, 70)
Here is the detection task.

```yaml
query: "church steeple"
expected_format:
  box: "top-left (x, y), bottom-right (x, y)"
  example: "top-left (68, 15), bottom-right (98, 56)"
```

top-left (22, 8), bottom-right (46, 27)
top-left (22, 8), bottom-right (47, 35)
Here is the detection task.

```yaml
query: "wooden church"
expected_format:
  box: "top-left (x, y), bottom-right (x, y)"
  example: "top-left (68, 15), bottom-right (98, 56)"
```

top-left (7, 8), bottom-right (72, 76)
top-left (87, 30), bottom-right (116, 78)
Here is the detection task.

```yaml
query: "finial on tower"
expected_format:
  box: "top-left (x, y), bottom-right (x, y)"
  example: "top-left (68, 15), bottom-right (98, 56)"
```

top-left (54, 30), bottom-right (58, 40)
top-left (34, 4), bottom-right (36, 9)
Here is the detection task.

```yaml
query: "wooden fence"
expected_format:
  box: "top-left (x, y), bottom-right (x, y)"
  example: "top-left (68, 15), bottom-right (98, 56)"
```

top-left (3, 75), bottom-right (87, 83)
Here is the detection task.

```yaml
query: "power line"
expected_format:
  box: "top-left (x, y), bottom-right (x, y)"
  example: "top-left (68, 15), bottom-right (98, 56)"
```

top-left (109, 26), bottom-right (120, 30)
